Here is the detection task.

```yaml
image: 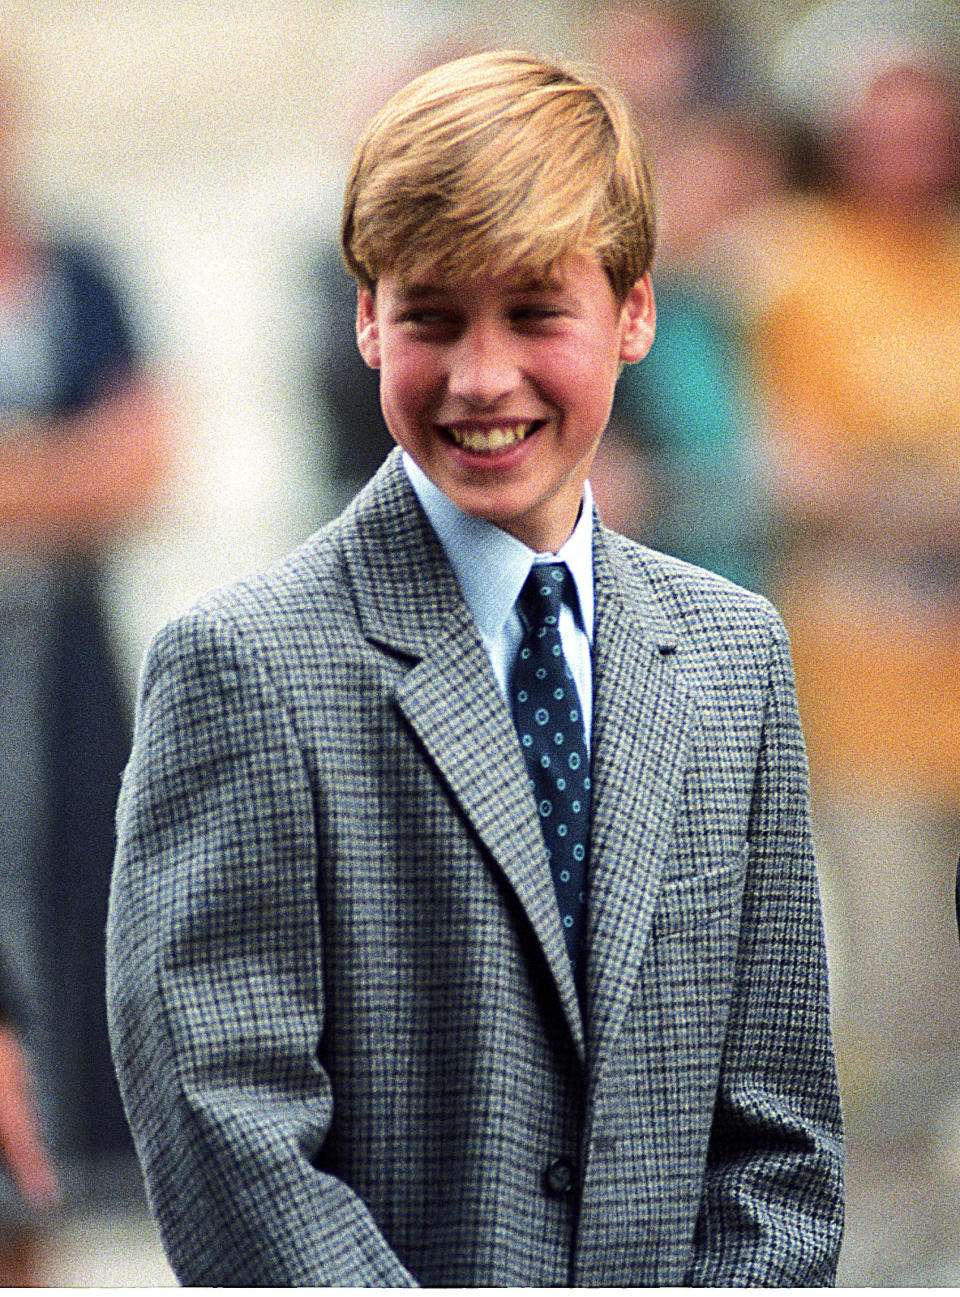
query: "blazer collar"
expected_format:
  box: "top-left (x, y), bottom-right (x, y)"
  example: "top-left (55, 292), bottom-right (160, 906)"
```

top-left (337, 449), bottom-right (473, 658)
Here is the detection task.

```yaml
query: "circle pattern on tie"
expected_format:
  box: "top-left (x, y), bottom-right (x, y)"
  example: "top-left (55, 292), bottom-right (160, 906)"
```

top-left (511, 562), bottom-right (590, 990)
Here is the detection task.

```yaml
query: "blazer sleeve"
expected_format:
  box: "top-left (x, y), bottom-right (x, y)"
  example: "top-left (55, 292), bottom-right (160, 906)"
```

top-left (683, 614), bottom-right (844, 1286)
top-left (106, 611), bottom-right (418, 1286)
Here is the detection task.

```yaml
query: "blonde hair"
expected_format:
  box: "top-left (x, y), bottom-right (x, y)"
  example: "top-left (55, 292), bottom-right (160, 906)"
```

top-left (341, 49), bottom-right (656, 303)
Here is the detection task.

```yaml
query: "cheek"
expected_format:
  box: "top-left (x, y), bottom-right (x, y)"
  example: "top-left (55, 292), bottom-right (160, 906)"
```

top-left (379, 351), bottom-right (440, 420)
top-left (541, 345), bottom-right (619, 428)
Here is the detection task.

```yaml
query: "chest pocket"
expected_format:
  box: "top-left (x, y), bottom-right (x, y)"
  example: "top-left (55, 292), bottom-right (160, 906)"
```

top-left (649, 842), bottom-right (749, 942)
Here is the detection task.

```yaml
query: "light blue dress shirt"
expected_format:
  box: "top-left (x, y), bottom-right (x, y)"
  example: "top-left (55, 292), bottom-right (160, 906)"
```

top-left (402, 452), bottom-right (594, 747)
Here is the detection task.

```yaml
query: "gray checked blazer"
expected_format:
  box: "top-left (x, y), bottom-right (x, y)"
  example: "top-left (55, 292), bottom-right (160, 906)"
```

top-left (107, 449), bottom-right (843, 1286)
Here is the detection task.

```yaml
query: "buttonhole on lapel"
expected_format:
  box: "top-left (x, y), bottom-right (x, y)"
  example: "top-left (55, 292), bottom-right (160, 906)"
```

top-left (658, 643), bottom-right (677, 656)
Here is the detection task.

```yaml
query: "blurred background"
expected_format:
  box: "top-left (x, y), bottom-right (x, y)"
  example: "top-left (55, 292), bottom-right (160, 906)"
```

top-left (1, 0), bottom-right (959, 1284)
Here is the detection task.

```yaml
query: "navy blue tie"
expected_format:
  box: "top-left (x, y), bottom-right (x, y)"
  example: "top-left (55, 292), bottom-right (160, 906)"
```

top-left (511, 563), bottom-right (590, 993)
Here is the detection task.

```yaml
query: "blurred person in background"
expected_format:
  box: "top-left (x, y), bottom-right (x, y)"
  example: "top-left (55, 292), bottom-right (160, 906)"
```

top-left (0, 951), bottom-right (58, 1284)
top-left (310, 236), bottom-right (392, 513)
top-left (586, 1), bottom-right (780, 592)
top-left (0, 61), bottom-right (167, 1279)
top-left (585, 0), bottom-right (745, 157)
top-left (749, 0), bottom-right (960, 1181)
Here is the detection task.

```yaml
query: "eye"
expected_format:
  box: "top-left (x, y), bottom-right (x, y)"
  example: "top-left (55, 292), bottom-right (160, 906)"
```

top-left (512, 302), bottom-right (565, 329)
top-left (398, 308), bottom-right (460, 336)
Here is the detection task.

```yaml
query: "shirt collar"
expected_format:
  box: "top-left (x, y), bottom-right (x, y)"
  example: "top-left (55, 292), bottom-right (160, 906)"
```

top-left (402, 451), bottom-right (595, 644)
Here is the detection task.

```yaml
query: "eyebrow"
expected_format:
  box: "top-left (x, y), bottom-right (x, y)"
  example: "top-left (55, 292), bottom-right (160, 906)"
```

top-left (394, 282), bottom-right (445, 301)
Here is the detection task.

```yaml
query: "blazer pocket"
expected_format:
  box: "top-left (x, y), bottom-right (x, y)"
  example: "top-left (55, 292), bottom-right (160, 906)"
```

top-left (649, 843), bottom-right (749, 941)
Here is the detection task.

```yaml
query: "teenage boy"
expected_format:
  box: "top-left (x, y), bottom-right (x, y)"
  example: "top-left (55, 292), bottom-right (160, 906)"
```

top-left (107, 50), bottom-right (844, 1286)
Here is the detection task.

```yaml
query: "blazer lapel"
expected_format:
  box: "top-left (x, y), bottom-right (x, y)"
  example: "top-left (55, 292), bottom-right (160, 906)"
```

top-left (394, 643), bottom-right (586, 1060)
top-left (340, 454), bottom-right (586, 1059)
top-left (585, 525), bottom-right (698, 1080)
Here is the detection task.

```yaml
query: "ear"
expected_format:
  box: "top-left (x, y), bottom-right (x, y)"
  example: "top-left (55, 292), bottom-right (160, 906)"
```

top-left (618, 272), bottom-right (656, 365)
top-left (355, 285), bottom-right (381, 369)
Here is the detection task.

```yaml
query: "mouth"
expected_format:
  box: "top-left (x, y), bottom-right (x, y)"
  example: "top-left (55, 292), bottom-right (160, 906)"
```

top-left (442, 420), bottom-right (541, 454)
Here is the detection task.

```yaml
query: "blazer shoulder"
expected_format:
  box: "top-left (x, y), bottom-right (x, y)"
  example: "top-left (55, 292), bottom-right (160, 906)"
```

top-left (142, 455), bottom-right (431, 692)
top-left (601, 529), bottom-right (785, 652)
top-left (144, 520), bottom-right (361, 688)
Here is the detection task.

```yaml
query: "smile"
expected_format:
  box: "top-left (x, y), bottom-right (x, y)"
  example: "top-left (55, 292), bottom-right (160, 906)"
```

top-left (443, 421), bottom-right (539, 453)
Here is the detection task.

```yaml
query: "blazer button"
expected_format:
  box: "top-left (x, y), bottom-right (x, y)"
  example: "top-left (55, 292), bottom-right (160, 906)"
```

top-left (543, 1156), bottom-right (577, 1198)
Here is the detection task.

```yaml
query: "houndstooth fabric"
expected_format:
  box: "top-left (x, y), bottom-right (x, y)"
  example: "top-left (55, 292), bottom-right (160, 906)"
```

top-left (107, 449), bottom-right (844, 1286)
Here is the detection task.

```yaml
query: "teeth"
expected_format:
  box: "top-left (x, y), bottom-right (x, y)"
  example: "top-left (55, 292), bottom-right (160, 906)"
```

top-left (447, 423), bottom-right (533, 452)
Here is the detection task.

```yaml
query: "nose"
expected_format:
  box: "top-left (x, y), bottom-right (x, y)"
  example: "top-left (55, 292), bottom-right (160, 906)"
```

top-left (447, 324), bottom-right (519, 407)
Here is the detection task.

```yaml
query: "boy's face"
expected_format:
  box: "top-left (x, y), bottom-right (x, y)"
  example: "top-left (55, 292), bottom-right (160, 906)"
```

top-left (356, 253), bottom-right (655, 552)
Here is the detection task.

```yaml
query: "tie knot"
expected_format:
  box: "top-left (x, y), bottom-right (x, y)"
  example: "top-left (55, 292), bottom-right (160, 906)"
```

top-left (518, 563), bottom-right (570, 633)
